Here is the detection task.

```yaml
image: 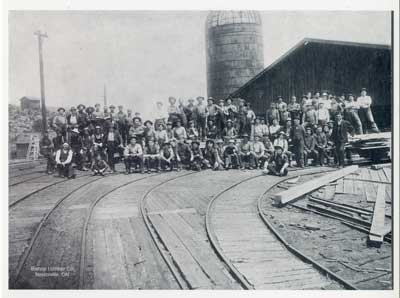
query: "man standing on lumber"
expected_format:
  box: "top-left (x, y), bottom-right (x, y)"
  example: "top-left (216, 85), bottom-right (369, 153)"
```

top-left (356, 88), bottom-right (380, 134)
top-left (263, 145), bottom-right (289, 176)
top-left (332, 113), bottom-right (354, 168)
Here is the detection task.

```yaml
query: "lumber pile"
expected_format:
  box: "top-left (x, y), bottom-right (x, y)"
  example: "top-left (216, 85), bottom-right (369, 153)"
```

top-left (273, 166), bottom-right (358, 206)
top-left (367, 184), bottom-right (388, 247)
top-left (348, 132), bottom-right (391, 150)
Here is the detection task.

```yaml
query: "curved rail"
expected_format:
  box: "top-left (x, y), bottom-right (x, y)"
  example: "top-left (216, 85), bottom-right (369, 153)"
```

top-left (10, 175), bottom-right (105, 287)
top-left (78, 173), bottom-right (160, 288)
top-left (9, 173), bottom-right (93, 208)
top-left (205, 168), bottom-right (357, 290)
top-left (9, 173), bottom-right (48, 187)
top-left (139, 172), bottom-right (199, 289)
top-left (256, 173), bottom-right (358, 290)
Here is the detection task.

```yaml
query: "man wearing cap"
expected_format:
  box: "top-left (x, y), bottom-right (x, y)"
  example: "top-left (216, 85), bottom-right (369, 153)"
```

top-left (52, 107), bottom-right (67, 134)
top-left (203, 139), bottom-right (217, 169)
top-left (175, 139), bottom-right (193, 170)
top-left (238, 134), bottom-right (255, 170)
top-left (195, 96), bottom-right (208, 141)
top-left (344, 94), bottom-right (363, 135)
top-left (40, 131), bottom-right (55, 174)
top-left (190, 140), bottom-right (204, 171)
top-left (304, 127), bottom-right (318, 166)
top-left (159, 141), bottom-right (174, 171)
top-left (273, 132), bottom-right (291, 165)
top-left (128, 117), bottom-right (145, 144)
top-left (314, 125), bottom-right (328, 166)
top-left (332, 113), bottom-right (354, 168)
top-left (223, 139), bottom-right (239, 170)
top-left (266, 102), bottom-right (280, 126)
top-left (67, 106), bottom-right (79, 128)
top-left (173, 119), bottom-right (187, 141)
top-left (143, 138), bottom-right (161, 173)
top-left (287, 96), bottom-right (301, 123)
top-left (356, 88), bottom-right (379, 133)
top-left (104, 125), bottom-right (123, 173)
top-left (69, 127), bottom-right (84, 170)
top-left (143, 120), bottom-right (156, 145)
top-left (55, 143), bottom-right (75, 178)
top-left (77, 104), bottom-right (88, 129)
top-left (167, 97), bottom-right (182, 125)
top-left (251, 135), bottom-right (267, 169)
top-left (290, 116), bottom-right (306, 168)
top-left (124, 137), bottom-right (144, 174)
top-left (263, 145), bottom-right (289, 176)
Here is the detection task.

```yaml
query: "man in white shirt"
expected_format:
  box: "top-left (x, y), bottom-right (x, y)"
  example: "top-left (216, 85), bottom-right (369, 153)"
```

top-left (356, 88), bottom-right (379, 133)
top-left (55, 143), bottom-right (75, 178)
top-left (153, 101), bottom-right (168, 128)
top-left (124, 137), bottom-right (144, 174)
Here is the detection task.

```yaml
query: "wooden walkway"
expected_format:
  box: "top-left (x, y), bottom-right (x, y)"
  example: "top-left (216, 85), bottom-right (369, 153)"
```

top-left (207, 169), bottom-right (342, 290)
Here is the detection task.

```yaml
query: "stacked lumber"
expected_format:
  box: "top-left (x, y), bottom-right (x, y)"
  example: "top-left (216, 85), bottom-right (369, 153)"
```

top-left (273, 166), bottom-right (358, 206)
top-left (348, 132), bottom-right (391, 150)
top-left (367, 184), bottom-right (389, 247)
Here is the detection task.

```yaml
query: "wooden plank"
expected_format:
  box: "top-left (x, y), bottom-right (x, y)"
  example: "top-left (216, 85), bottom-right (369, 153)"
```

top-left (343, 177), bottom-right (391, 185)
top-left (308, 198), bottom-right (371, 216)
top-left (274, 166), bottom-right (358, 205)
top-left (371, 163), bottom-right (392, 170)
top-left (382, 167), bottom-right (391, 182)
top-left (148, 214), bottom-right (212, 289)
top-left (368, 184), bottom-right (387, 247)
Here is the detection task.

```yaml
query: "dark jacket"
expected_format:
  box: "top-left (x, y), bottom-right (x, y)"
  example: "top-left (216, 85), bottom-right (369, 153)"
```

top-left (332, 120), bottom-right (354, 144)
top-left (291, 124), bottom-right (306, 142)
top-left (103, 130), bottom-right (123, 146)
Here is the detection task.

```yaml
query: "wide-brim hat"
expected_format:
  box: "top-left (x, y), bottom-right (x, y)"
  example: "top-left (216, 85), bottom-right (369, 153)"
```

top-left (361, 88), bottom-right (367, 91)
top-left (62, 142), bottom-right (70, 148)
top-left (144, 120), bottom-right (153, 126)
top-left (207, 97), bottom-right (214, 101)
top-left (196, 96), bottom-right (204, 100)
top-left (132, 117), bottom-right (142, 122)
top-left (279, 131), bottom-right (287, 136)
top-left (58, 107), bottom-right (65, 112)
top-left (95, 103), bottom-right (101, 107)
top-left (72, 128), bottom-right (80, 133)
top-left (228, 139), bottom-right (235, 143)
top-left (77, 104), bottom-right (86, 109)
top-left (205, 139), bottom-right (215, 144)
top-left (216, 139), bottom-right (224, 143)
top-left (241, 133), bottom-right (249, 138)
top-left (70, 106), bottom-right (76, 111)
top-left (109, 105), bottom-right (115, 109)
top-left (188, 98), bottom-right (195, 102)
top-left (95, 125), bottom-right (101, 129)
top-left (192, 140), bottom-right (200, 146)
top-left (86, 106), bottom-right (94, 113)
top-left (277, 95), bottom-right (283, 99)
top-left (274, 145), bottom-right (283, 150)
top-left (226, 119), bottom-right (233, 122)
top-left (157, 123), bottom-right (166, 129)
top-left (166, 121), bottom-right (173, 125)
top-left (163, 141), bottom-right (171, 146)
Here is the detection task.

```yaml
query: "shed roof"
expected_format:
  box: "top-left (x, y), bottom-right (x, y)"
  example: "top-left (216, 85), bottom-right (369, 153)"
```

top-left (231, 38), bottom-right (391, 97)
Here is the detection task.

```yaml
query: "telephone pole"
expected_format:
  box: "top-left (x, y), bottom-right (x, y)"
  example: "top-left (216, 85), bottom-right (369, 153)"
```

top-left (34, 30), bottom-right (48, 135)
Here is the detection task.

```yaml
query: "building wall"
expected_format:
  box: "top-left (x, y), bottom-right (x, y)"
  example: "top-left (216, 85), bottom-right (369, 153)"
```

top-left (231, 42), bottom-right (392, 129)
top-left (20, 98), bottom-right (41, 111)
top-left (206, 23), bottom-right (264, 100)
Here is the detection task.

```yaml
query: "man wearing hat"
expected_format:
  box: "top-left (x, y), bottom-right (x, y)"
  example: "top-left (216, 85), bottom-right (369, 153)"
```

top-left (222, 119), bottom-right (238, 142)
top-left (109, 105), bottom-right (116, 120)
top-left (143, 120), bottom-right (156, 145)
top-left (214, 139), bottom-right (225, 170)
top-left (251, 135), bottom-right (267, 169)
top-left (266, 102), bottom-right (280, 126)
top-left (104, 125), bottom-right (123, 172)
top-left (160, 141), bottom-right (175, 171)
top-left (76, 104), bottom-right (88, 129)
top-left (143, 138), bottom-right (161, 173)
top-left (155, 122), bottom-right (168, 147)
top-left (202, 139), bottom-right (216, 169)
top-left (314, 125), bottom-right (328, 166)
top-left (190, 140), bottom-right (204, 171)
top-left (223, 139), bottom-right (239, 170)
top-left (93, 103), bottom-right (103, 119)
top-left (195, 96), bottom-right (208, 141)
top-left (223, 98), bottom-right (237, 121)
top-left (67, 106), bottom-right (79, 128)
top-left (128, 117), bottom-right (145, 144)
top-left (344, 94), bottom-right (363, 135)
top-left (123, 136), bottom-right (144, 174)
top-left (316, 101), bottom-right (330, 127)
top-left (356, 88), bottom-right (379, 133)
top-left (290, 116), bottom-right (306, 168)
top-left (85, 106), bottom-right (96, 129)
top-left (287, 96), bottom-right (301, 125)
top-left (173, 119), bottom-right (187, 141)
top-left (237, 99), bottom-right (247, 135)
top-left (69, 127), bottom-right (84, 170)
top-left (55, 143), bottom-right (75, 178)
top-left (187, 119), bottom-right (199, 141)
top-left (115, 105), bottom-right (127, 145)
top-left (332, 113), bottom-right (354, 168)
top-left (52, 107), bottom-right (67, 134)
top-left (238, 133), bottom-right (255, 170)
top-left (304, 127), bottom-right (318, 166)
top-left (39, 131), bottom-right (55, 174)
top-left (276, 96), bottom-right (287, 122)
top-left (81, 127), bottom-right (93, 169)
top-left (302, 104), bottom-right (317, 128)
top-left (153, 101), bottom-right (168, 129)
top-left (167, 96), bottom-right (182, 125)
top-left (263, 145), bottom-right (289, 176)
top-left (205, 119), bottom-right (218, 140)
top-left (183, 98), bottom-right (197, 126)
top-left (175, 138), bottom-right (193, 170)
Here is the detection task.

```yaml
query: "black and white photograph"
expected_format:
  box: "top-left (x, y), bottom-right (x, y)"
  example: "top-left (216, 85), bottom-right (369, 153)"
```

top-left (2, 2), bottom-right (398, 296)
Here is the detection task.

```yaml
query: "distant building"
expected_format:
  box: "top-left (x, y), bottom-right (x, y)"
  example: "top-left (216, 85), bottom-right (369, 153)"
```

top-left (230, 38), bottom-right (392, 130)
top-left (15, 134), bottom-right (32, 159)
top-left (20, 96), bottom-right (41, 111)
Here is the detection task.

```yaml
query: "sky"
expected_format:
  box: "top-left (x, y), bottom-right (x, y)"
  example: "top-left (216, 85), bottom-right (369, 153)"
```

top-left (8, 10), bottom-right (391, 117)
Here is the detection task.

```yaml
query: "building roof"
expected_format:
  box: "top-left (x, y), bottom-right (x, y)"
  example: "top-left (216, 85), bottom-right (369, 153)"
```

top-left (206, 11), bottom-right (261, 28)
top-left (20, 96), bottom-right (40, 102)
top-left (231, 38), bottom-right (391, 97)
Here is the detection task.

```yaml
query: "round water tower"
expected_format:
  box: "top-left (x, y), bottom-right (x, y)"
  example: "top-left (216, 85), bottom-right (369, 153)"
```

top-left (206, 11), bottom-right (264, 99)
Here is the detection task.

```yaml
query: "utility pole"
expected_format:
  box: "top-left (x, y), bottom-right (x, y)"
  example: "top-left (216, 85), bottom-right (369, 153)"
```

top-left (103, 84), bottom-right (107, 107)
top-left (34, 30), bottom-right (48, 135)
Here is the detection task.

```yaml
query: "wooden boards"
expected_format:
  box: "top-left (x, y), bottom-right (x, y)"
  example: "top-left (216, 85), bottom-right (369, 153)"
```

top-left (273, 166), bottom-right (358, 206)
top-left (368, 184), bottom-right (387, 247)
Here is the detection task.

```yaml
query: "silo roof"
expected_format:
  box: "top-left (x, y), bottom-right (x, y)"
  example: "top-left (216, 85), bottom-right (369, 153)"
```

top-left (206, 11), bottom-right (261, 28)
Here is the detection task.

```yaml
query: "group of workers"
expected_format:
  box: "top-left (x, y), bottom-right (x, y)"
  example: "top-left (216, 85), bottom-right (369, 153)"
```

top-left (39, 88), bottom-right (379, 178)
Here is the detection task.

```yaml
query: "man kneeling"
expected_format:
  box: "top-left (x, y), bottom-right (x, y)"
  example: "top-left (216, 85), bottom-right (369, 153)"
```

top-left (124, 137), bottom-right (144, 174)
top-left (55, 143), bottom-right (75, 178)
top-left (263, 145), bottom-right (289, 176)
top-left (91, 153), bottom-right (110, 176)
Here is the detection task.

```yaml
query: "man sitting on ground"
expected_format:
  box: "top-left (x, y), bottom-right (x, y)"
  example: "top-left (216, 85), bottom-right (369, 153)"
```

top-left (263, 145), bottom-right (289, 176)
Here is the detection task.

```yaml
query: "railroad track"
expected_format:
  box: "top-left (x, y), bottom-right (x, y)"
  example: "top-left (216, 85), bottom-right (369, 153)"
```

top-left (9, 172), bottom-right (93, 208)
top-left (9, 172), bottom-right (49, 187)
top-left (10, 172), bottom-right (159, 289)
top-left (205, 167), bottom-right (356, 290)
